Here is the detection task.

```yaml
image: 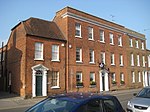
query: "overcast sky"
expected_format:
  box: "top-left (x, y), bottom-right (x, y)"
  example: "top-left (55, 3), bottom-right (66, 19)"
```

top-left (0, 0), bottom-right (150, 49)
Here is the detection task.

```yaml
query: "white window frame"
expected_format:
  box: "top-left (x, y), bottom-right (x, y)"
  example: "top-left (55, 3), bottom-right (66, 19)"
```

top-left (118, 35), bottom-right (122, 46)
top-left (89, 49), bottom-right (94, 63)
top-left (100, 30), bottom-right (105, 42)
top-left (112, 73), bottom-right (116, 81)
top-left (90, 72), bottom-right (95, 82)
top-left (109, 33), bottom-right (114, 45)
top-left (129, 38), bottom-right (133, 47)
top-left (120, 73), bottom-right (124, 81)
top-left (100, 52), bottom-right (105, 64)
top-left (136, 40), bottom-right (139, 48)
top-left (75, 23), bottom-right (81, 37)
top-left (51, 45), bottom-right (59, 61)
top-left (88, 26), bottom-right (94, 40)
top-left (76, 72), bottom-right (82, 82)
top-left (137, 55), bottom-right (140, 66)
top-left (141, 42), bottom-right (145, 50)
top-left (142, 56), bottom-right (146, 67)
top-left (34, 42), bottom-right (43, 60)
top-left (131, 53), bottom-right (134, 66)
top-left (138, 71), bottom-right (141, 82)
top-left (120, 54), bottom-right (123, 66)
top-left (132, 71), bottom-right (135, 83)
top-left (51, 71), bottom-right (60, 89)
top-left (111, 53), bottom-right (115, 65)
top-left (76, 48), bottom-right (82, 62)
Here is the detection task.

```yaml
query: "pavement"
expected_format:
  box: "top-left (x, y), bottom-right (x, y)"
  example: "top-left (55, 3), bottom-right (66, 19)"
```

top-left (0, 88), bottom-right (142, 111)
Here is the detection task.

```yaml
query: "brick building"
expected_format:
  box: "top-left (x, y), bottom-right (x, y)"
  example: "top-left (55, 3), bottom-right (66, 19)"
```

top-left (0, 6), bottom-right (150, 98)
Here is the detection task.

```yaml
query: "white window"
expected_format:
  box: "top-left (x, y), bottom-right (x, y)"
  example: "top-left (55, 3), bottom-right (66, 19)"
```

top-left (131, 53), bottom-right (134, 66)
top-left (148, 55), bottom-right (150, 67)
top-left (88, 27), bottom-right (93, 40)
top-left (76, 48), bottom-right (82, 62)
top-left (35, 42), bottom-right (43, 60)
top-left (142, 56), bottom-right (146, 67)
top-left (138, 71), bottom-right (141, 82)
top-left (76, 72), bottom-right (82, 82)
top-left (110, 33), bottom-right (114, 45)
top-left (51, 71), bottom-right (59, 88)
top-left (75, 23), bottom-right (81, 37)
top-left (132, 71), bottom-right (135, 83)
top-left (100, 52), bottom-right (105, 64)
top-left (129, 38), bottom-right (133, 47)
top-left (111, 53), bottom-right (115, 65)
top-left (136, 40), bottom-right (139, 48)
top-left (89, 49), bottom-right (94, 63)
top-left (120, 73), bottom-right (124, 81)
top-left (52, 45), bottom-right (59, 61)
top-left (100, 30), bottom-right (105, 42)
top-left (119, 54), bottom-right (123, 66)
top-left (141, 42), bottom-right (145, 50)
top-left (118, 35), bottom-right (122, 46)
top-left (90, 72), bottom-right (95, 82)
top-left (111, 73), bottom-right (116, 81)
top-left (137, 55), bottom-right (140, 66)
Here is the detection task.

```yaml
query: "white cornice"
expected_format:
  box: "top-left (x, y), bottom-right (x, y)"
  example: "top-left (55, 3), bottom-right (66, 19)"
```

top-left (61, 12), bottom-right (146, 40)
top-left (61, 12), bottom-right (125, 34)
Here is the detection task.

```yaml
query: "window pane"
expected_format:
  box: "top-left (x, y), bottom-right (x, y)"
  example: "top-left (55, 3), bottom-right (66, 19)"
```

top-left (75, 23), bottom-right (81, 37)
top-left (52, 45), bottom-right (59, 61)
top-left (76, 48), bottom-right (81, 62)
top-left (89, 50), bottom-right (94, 63)
top-left (100, 30), bottom-right (104, 42)
top-left (35, 42), bottom-right (43, 59)
top-left (52, 72), bottom-right (59, 86)
top-left (88, 27), bottom-right (93, 40)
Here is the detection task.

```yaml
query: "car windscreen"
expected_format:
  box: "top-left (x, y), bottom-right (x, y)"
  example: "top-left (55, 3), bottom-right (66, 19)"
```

top-left (26, 97), bottom-right (78, 112)
top-left (137, 88), bottom-right (150, 98)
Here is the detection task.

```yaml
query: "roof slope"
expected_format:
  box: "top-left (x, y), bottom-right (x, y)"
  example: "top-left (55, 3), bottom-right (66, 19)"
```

top-left (22, 17), bottom-right (66, 41)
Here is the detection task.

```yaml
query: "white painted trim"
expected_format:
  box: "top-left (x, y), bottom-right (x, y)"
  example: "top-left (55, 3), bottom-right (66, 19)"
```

top-left (32, 64), bottom-right (49, 97)
top-left (99, 70), bottom-right (109, 92)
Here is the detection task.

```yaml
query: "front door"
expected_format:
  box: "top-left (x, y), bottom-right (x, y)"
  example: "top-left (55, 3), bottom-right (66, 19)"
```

top-left (102, 73), bottom-right (105, 91)
top-left (36, 76), bottom-right (42, 96)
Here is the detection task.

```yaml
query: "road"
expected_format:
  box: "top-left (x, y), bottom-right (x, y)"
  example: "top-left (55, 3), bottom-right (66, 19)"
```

top-left (0, 89), bottom-right (141, 112)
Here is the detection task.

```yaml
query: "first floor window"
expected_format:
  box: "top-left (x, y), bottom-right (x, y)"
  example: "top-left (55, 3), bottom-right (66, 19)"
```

top-left (89, 49), bottom-right (94, 63)
top-left (88, 26), bottom-right (93, 40)
top-left (35, 42), bottom-right (43, 60)
top-left (52, 45), bottom-right (59, 61)
top-left (111, 53), bottom-right (115, 65)
top-left (76, 48), bottom-right (82, 62)
top-left (120, 73), bottom-right (124, 81)
top-left (100, 30), bottom-right (105, 42)
top-left (100, 52), bottom-right (105, 64)
top-left (119, 54), bottom-right (123, 66)
top-left (109, 33), bottom-right (114, 45)
top-left (51, 71), bottom-right (59, 87)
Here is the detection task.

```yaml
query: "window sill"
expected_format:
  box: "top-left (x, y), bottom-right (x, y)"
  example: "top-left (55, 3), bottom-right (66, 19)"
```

top-left (51, 86), bottom-right (60, 89)
top-left (100, 41), bottom-right (105, 43)
top-left (111, 64), bottom-right (115, 66)
top-left (51, 60), bottom-right (60, 62)
top-left (89, 62), bottom-right (95, 64)
top-left (76, 61), bottom-right (83, 64)
top-left (88, 39), bottom-right (94, 41)
top-left (120, 65), bottom-right (124, 67)
top-left (75, 36), bottom-right (82, 38)
top-left (110, 43), bottom-right (114, 45)
top-left (34, 58), bottom-right (44, 61)
top-left (118, 45), bottom-right (122, 47)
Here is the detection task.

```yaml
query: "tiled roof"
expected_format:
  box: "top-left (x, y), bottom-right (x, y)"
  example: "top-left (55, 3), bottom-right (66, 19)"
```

top-left (23, 17), bottom-right (66, 41)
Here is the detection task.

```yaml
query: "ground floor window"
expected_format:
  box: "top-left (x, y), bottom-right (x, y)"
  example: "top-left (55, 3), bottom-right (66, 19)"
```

top-left (51, 71), bottom-right (59, 88)
top-left (76, 72), bottom-right (83, 86)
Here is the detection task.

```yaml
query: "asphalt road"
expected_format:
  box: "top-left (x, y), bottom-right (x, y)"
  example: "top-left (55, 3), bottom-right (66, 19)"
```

top-left (0, 89), bottom-right (141, 112)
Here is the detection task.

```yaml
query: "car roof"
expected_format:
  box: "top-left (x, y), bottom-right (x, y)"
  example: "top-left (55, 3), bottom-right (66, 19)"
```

top-left (48, 92), bottom-right (116, 103)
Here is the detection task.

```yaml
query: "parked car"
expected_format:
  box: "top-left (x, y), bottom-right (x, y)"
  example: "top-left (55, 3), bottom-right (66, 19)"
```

top-left (127, 86), bottom-right (150, 112)
top-left (26, 92), bottom-right (125, 112)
